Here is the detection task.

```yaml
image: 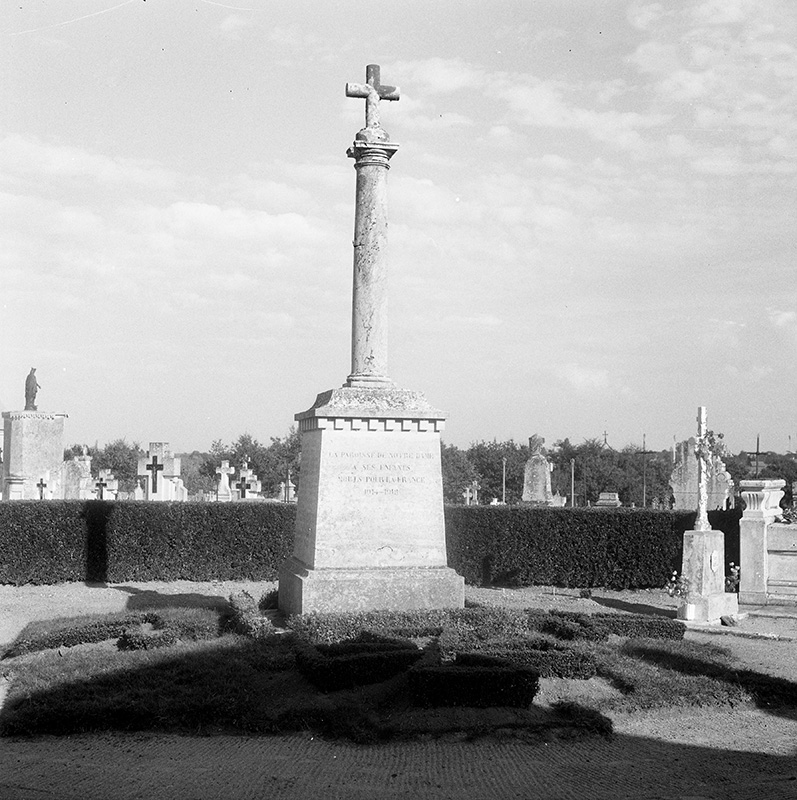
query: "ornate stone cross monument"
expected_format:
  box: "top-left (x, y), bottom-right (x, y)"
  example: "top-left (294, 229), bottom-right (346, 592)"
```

top-left (278, 64), bottom-right (464, 615)
top-left (677, 407), bottom-right (738, 623)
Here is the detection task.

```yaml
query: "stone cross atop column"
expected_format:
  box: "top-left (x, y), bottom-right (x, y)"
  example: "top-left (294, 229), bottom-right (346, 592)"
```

top-left (694, 406), bottom-right (711, 532)
top-left (346, 64), bottom-right (400, 137)
top-left (344, 64), bottom-right (400, 389)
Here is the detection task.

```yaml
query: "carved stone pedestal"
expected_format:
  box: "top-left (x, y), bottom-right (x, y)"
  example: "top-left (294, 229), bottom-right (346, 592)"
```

top-left (2, 410), bottom-right (68, 500)
top-left (278, 387), bottom-right (464, 615)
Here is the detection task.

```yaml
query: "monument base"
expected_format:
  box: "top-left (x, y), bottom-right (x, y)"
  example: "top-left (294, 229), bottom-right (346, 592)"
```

top-left (677, 528), bottom-right (738, 623)
top-left (278, 385), bottom-right (465, 616)
top-left (279, 557), bottom-right (465, 615)
top-left (2, 410), bottom-right (68, 500)
top-left (677, 592), bottom-right (738, 623)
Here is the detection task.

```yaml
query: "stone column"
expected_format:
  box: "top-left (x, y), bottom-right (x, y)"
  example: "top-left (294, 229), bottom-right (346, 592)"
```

top-left (739, 479), bottom-right (785, 605)
top-left (346, 138), bottom-right (398, 387)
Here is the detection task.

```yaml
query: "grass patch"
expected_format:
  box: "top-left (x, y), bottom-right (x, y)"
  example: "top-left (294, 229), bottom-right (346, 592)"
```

top-left (1, 605), bottom-right (794, 743)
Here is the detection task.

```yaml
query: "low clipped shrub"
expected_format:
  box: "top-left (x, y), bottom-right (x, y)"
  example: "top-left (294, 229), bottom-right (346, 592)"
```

top-left (4, 612), bottom-right (148, 658)
top-left (409, 655), bottom-right (540, 708)
top-left (117, 628), bottom-right (178, 651)
top-left (294, 633), bottom-right (423, 691)
top-left (228, 591), bottom-right (276, 638)
top-left (460, 636), bottom-right (598, 680)
top-left (592, 613), bottom-right (685, 640)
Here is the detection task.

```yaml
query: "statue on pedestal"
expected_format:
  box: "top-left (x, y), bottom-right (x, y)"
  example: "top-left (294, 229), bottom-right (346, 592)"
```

top-left (25, 368), bottom-right (40, 411)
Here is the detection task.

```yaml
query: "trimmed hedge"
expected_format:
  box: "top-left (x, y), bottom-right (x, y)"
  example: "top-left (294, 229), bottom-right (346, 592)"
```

top-left (294, 633), bottom-right (423, 691)
top-left (409, 655), bottom-right (540, 708)
top-left (460, 638), bottom-right (598, 680)
top-left (0, 500), bottom-right (741, 589)
top-left (0, 500), bottom-right (295, 585)
top-left (445, 506), bottom-right (742, 590)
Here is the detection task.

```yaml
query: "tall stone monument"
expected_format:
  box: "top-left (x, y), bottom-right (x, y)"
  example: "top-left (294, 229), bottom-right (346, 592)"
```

top-left (279, 65), bottom-right (464, 615)
top-left (677, 407), bottom-right (738, 623)
top-left (521, 435), bottom-right (554, 505)
top-left (2, 371), bottom-right (68, 500)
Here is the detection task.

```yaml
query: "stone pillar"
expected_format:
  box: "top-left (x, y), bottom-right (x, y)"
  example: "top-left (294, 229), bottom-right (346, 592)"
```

top-left (2, 410), bottom-right (68, 500)
top-left (345, 137), bottom-right (398, 387)
top-left (739, 479), bottom-right (785, 605)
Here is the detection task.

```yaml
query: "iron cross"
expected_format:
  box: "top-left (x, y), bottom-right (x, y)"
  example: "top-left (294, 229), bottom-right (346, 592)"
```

top-left (346, 64), bottom-right (400, 129)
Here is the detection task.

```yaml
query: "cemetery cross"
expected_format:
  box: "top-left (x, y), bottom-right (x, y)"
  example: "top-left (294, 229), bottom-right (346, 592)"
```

top-left (36, 477), bottom-right (47, 500)
top-left (146, 454), bottom-right (164, 494)
top-left (344, 64), bottom-right (400, 388)
top-left (95, 476), bottom-right (108, 500)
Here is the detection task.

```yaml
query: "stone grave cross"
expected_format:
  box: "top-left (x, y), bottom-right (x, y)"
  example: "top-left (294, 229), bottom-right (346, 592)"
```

top-left (462, 486), bottom-right (473, 506)
top-left (216, 460), bottom-right (235, 502)
top-left (146, 454), bottom-right (165, 494)
top-left (36, 477), bottom-right (48, 500)
top-left (95, 474), bottom-right (108, 499)
top-left (236, 462), bottom-right (256, 499)
top-left (346, 64), bottom-right (400, 130)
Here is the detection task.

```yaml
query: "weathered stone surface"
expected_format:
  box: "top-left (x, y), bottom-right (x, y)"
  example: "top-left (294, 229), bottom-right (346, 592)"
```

top-left (2, 410), bottom-right (67, 500)
top-left (670, 437), bottom-right (732, 511)
top-left (521, 436), bottom-right (553, 505)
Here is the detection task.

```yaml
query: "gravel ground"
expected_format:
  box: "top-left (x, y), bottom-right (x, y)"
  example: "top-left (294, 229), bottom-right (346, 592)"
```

top-left (0, 581), bottom-right (795, 800)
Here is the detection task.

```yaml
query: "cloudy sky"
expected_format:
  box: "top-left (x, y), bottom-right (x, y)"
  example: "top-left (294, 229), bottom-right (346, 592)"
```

top-left (2, 0), bottom-right (795, 455)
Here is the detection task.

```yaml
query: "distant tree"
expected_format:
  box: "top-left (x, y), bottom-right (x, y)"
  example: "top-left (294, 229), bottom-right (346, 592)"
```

top-left (759, 453), bottom-right (797, 505)
top-left (466, 439), bottom-right (529, 503)
top-left (179, 451), bottom-right (215, 495)
top-left (64, 443), bottom-right (94, 460)
top-left (93, 439), bottom-right (144, 493)
top-left (201, 428), bottom-right (301, 498)
top-left (440, 442), bottom-right (479, 504)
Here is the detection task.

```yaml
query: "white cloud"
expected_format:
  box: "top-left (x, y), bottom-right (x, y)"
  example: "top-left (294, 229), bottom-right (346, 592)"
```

top-left (556, 364), bottom-right (610, 392)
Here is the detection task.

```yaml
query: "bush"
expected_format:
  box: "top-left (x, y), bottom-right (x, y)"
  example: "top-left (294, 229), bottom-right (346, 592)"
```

top-left (458, 637), bottom-right (598, 680)
top-left (409, 657), bottom-right (540, 708)
top-left (228, 591), bottom-right (276, 638)
top-left (117, 628), bottom-right (178, 651)
top-left (592, 613), bottom-right (685, 640)
top-left (294, 634), bottom-right (423, 691)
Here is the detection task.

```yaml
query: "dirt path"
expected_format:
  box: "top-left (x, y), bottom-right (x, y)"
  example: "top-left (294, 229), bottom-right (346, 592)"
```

top-left (1, 582), bottom-right (795, 800)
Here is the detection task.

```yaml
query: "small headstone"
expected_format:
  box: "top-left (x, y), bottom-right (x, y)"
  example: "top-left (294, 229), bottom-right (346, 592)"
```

top-left (595, 492), bottom-right (621, 507)
top-left (235, 462), bottom-right (262, 500)
top-left (63, 449), bottom-right (94, 499)
top-left (133, 480), bottom-right (144, 501)
top-left (551, 492), bottom-right (567, 507)
top-left (137, 443), bottom-right (182, 501)
top-left (216, 460), bottom-right (235, 502)
top-left (521, 435), bottom-right (554, 505)
top-left (95, 468), bottom-right (119, 500)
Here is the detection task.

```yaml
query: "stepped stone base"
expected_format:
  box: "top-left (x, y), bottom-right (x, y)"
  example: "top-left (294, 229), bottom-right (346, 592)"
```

top-left (279, 558), bottom-right (464, 615)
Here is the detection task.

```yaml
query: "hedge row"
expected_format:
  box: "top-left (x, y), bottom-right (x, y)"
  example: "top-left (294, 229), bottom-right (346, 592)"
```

top-left (445, 506), bottom-right (741, 590)
top-left (0, 501), bottom-right (741, 588)
top-left (0, 500), bottom-right (295, 585)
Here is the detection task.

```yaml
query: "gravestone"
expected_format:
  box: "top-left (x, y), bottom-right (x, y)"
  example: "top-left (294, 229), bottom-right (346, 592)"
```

top-left (215, 460), bottom-right (235, 502)
top-left (595, 492), bottom-right (621, 507)
top-left (63, 447), bottom-right (94, 499)
top-left (676, 407), bottom-right (738, 623)
top-left (2, 374), bottom-right (68, 500)
top-left (137, 443), bottom-right (182, 501)
top-left (670, 438), bottom-right (732, 511)
top-left (235, 461), bottom-right (262, 500)
top-left (278, 65), bottom-right (464, 615)
top-left (95, 468), bottom-right (119, 500)
top-left (521, 435), bottom-right (553, 504)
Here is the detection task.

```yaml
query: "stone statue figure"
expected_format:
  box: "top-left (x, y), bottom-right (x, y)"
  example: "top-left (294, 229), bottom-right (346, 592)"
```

top-left (24, 368), bottom-right (40, 411)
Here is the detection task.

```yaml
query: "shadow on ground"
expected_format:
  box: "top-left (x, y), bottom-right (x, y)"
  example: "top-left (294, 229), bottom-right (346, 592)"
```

top-left (591, 596), bottom-right (676, 618)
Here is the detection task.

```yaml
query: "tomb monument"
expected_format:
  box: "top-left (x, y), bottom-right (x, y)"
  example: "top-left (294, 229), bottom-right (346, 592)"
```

top-left (279, 65), bottom-right (464, 615)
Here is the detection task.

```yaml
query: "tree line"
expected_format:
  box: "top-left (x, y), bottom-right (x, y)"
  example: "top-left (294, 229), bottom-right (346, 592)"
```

top-left (65, 432), bottom-right (797, 505)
